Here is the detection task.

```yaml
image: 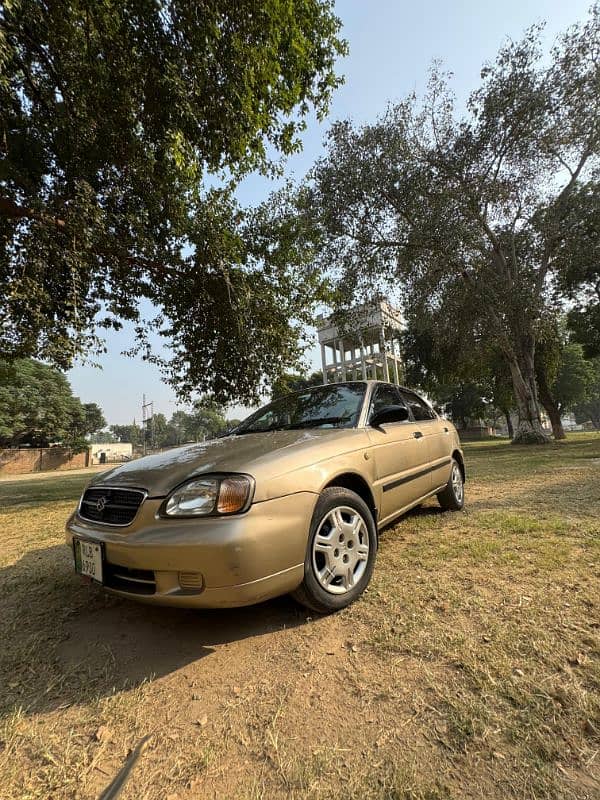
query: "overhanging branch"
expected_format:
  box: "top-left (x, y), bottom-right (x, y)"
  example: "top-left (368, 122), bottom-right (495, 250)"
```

top-left (0, 197), bottom-right (66, 228)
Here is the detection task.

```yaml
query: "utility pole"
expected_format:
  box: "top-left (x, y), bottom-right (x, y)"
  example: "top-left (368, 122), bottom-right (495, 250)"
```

top-left (150, 402), bottom-right (155, 449)
top-left (142, 394), bottom-right (153, 455)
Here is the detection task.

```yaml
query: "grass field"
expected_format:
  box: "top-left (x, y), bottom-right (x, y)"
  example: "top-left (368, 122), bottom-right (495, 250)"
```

top-left (0, 434), bottom-right (599, 799)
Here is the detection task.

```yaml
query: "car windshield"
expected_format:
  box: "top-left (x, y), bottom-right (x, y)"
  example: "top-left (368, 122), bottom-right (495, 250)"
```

top-left (232, 383), bottom-right (366, 434)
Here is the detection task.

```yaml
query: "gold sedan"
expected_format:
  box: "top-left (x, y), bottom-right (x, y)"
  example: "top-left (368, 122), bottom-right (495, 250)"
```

top-left (66, 381), bottom-right (465, 613)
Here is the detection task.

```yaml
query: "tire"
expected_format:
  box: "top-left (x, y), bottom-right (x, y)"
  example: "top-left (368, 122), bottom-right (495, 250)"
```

top-left (437, 458), bottom-right (465, 511)
top-left (292, 487), bottom-right (377, 614)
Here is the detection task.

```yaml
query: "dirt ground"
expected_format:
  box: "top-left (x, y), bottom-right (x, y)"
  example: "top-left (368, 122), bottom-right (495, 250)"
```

top-left (0, 435), bottom-right (599, 799)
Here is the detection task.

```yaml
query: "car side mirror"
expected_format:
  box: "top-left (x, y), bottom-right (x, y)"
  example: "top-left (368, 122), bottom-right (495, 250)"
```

top-left (370, 405), bottom-right (409, 427)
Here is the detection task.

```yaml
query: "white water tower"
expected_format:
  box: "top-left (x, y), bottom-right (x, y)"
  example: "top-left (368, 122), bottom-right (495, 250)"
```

top-left (316, 298), bottom-right (404, 385)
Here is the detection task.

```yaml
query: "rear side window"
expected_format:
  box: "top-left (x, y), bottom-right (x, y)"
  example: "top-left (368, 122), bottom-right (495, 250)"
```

top-left (399, 390), bottom-right (437, 421)
top-left (369, 385), bottom-right (404, 421)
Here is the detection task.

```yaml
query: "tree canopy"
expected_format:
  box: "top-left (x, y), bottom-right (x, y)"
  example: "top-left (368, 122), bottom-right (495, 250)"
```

top-left (0, 0), bottom-right (345, 402)
top-left (284, 6), bottom-right (599, 442)
top-left (551, 343), bottom-right (595, 415)
top-left (0, 359), bottom-right (105, 448)
top-left (574, 357), bottom-right (600, 428)
top-left (557, 181), bottom-right (600, 357)
top-left (271, 369), bottom-right (324, 399)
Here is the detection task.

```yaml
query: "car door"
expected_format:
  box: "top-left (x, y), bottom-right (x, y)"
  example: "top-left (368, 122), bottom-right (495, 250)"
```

top-left (398, 389), bottom-right (452, 492)
top-left (366, 384), bottom-right (432, 522)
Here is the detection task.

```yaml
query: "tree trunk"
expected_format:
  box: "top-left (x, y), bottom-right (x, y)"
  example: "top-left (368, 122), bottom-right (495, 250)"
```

top-left (502, 408), bottom-right (514, 439)
top-left (542, 400), bottom-right (566, 440)
top-left (506, 341), bottom-right (551, 444)
top-left (535, 355), bottom-right (566, 440)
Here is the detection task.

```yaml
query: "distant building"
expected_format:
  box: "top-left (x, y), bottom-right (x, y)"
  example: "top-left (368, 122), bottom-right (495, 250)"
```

top-left (560, 412), bottom-right (583, 432)
top-left (316, 298), bottom-right (403, 384)
top-left (90, 442), bottom-right (133, 465)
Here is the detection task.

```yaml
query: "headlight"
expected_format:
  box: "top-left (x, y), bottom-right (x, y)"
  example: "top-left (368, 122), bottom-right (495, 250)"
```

top-left (161, 474), bottom-right (254, 517)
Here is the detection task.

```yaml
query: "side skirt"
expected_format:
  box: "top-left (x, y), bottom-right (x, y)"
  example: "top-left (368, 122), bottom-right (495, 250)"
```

top-left (377, 484), bottom-right (448, 531)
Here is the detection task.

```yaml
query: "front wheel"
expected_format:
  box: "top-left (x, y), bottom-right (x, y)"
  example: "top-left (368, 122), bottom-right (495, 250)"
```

top-left (292, 487), bottom-right (377, 614)
top-left (437, 458), bottom-right (465, 511)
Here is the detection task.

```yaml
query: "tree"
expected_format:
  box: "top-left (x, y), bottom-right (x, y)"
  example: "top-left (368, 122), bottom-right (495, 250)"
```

top-left (271, 370), bottom-right (324, 399)
top-left (162, 406), bottom-right (241, 444)
top-left (555, 182), bottom-right (600, 356)
top-left (553, 344), bottom-right (595, 412)
top-left (442, 384), bottom-right (487, 431)
top-left (63, 400), bottom-right (106, 447)
top-left (0, 358), bottom-right (105, 448)
top-left (144, 412), bottom-right (168, 450)
top-left (164, 410), bottom-right (191, 447)
top-left (0, 0), bottom-right (345, 402)
top-left (186, 402), bottom-right (229, 442)
top-left (89, 430), bottom-right (117, 444)
top-left (402, 319), bottom-right (515, 433)
top-left (290, 7), bottom-right (600, 443)
top-left (82, 403), bottom-right (106, 437)
top-left (536, 331), bottom-right (594, 439)
top-left (574, 358), bottom-right (600, 428)
top-left (110, 423), bottom-right (142, 447)
top-left (111, 405), bottom-right (242, 450)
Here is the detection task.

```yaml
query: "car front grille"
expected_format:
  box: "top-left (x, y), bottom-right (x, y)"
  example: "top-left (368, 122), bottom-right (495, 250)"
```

top-left (104, 563), bottom-right (156, 595)
top-left (79, 487), bottom-right (145, 526)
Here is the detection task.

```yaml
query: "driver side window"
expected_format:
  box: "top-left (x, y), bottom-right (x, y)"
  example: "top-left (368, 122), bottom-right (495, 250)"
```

top-left (399, 390), bottom-right (437, 421)
top-left (369, 385), bottom-right (405, 422)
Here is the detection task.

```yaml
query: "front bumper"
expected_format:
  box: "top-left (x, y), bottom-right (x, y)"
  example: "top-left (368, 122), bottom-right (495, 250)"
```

top-left (65, 491), bottom-right (317, 607)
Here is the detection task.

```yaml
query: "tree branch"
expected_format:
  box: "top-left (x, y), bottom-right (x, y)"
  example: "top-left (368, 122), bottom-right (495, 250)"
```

top-left (0, 197), bottom-right (66, 228)
top-left (460, 267), bottom-right (515, 357)
top-left (0, 199), bottom-right (184, 280)
top-left (537, 146), bottom-right (593, 288)
top-left (8, 23), bottom-right (74, 118)
top-left (546, 147), bottom-right (575, 178)
top-left (554, 146), bottom-right (591, 207)
top-left (12, 52), bottom-right (51, 113)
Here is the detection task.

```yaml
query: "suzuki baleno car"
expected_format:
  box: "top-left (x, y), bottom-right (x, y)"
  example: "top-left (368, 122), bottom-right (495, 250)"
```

top-left (66, 381), bottom-right (465, 613)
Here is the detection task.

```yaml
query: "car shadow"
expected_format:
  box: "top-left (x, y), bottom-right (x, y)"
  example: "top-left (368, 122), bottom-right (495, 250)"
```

top-left (0, 544), bottom-right (308, 719)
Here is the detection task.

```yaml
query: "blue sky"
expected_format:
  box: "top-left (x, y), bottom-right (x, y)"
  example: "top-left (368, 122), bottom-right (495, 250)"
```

top-left (68, 0), bottom-right (592, 425)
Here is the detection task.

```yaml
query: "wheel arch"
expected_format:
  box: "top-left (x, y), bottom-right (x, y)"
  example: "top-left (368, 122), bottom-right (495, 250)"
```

top-left (323, 472), bottom-right (378, 526)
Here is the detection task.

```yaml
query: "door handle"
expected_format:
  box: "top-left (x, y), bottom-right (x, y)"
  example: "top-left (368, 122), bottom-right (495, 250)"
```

top-left (443, 427), bottom-right (449, 433)
top-left (413, 431), bottom-right (423, 439)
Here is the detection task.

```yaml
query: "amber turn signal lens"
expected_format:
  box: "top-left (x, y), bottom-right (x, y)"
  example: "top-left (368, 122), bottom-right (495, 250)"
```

top-left (217, 477), bottom-right (250, 514)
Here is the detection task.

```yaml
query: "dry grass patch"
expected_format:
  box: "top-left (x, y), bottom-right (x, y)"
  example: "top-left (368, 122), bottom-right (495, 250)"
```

top-left (0, 435), bottom-right (599, 799)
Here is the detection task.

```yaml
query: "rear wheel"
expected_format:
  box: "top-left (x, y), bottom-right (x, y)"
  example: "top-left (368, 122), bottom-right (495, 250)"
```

top-left (292, 487), bottom-right (377, 614)
top-left (437, 458), bottom-right (464, 511)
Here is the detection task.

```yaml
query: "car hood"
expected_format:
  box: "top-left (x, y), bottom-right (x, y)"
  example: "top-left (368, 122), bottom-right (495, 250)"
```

top-left (89, 428), bottom-right (367, 497)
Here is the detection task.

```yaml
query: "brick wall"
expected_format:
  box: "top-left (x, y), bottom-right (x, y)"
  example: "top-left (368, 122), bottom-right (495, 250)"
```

top-left (0, 447), bottom-right (89, 476)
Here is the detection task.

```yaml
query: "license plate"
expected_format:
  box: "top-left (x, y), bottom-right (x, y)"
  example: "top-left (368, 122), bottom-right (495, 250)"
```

top-left (74, 539), bottom-right (103, 583)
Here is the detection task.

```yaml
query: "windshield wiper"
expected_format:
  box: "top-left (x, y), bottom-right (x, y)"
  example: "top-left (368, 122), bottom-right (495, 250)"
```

top-left (233, 424), bottom-right (289, 435)
top-left (285, 416), bottom-right (349, 430)
top-left (234, 417), bottom-right (350, 435)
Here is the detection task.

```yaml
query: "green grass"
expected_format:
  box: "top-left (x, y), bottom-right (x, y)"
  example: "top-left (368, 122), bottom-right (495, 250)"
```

top-left (349, 432), bottom-right (600, 800)
top-left (0, 434), bottom-right (599, 799)
top-left (0, 473), bottom-right (91, 509)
